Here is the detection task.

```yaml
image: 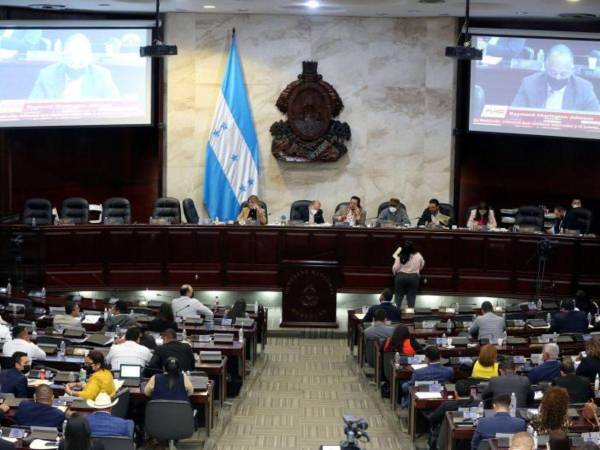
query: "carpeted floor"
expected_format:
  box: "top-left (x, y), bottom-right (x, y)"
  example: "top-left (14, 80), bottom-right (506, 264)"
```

top-left (210, 337), bottom-right (412, 450)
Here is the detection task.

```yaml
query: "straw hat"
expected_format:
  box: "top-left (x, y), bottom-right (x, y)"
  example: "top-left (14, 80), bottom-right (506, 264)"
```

top-left (86, 392), bottom-right (118, 409)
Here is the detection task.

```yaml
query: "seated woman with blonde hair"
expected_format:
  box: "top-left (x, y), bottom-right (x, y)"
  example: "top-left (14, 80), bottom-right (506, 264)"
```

top-left (237, 195), bottom-right (267, 225)
top-left (471, 344), bottom-right (499, 379)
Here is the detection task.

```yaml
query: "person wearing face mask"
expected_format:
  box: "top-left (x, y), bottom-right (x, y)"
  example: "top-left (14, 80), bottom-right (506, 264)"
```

top-left (64, 350), bottom-right (115, 400)
top-left (0, 352), bottom-right (30, 398)
top-left (334, 196), bottom-right (366, 226)
top-left (292, 200), bottom-right (324, 224)
top-left (512, 44), bottom-right (600, 112)
top-left (29, 32), bottom-right (119, 100)
top-left (467, 201), bottom-right (497, 230)
top-left (378, 198), bottom-right (411, 226)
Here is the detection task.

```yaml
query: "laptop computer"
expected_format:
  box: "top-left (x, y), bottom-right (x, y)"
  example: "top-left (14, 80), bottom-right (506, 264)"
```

top-left (85, 334), bottom-right (113, 346)
top-left (28, 426), bottom-right (58, 441)
top-left (235, 318), bottom-right (255, 327)
top-left (54, 371), bottom-right (78, 383)
top-left (119, 364), bottom-right (142, 387)
top-left (1, 394), bottom-right (24, 408)
top-left (63, 328), bottom-right (86, 339)
top-left (213, 333), bottom-right (234, 344)
top-left (38, 344), bottom-right (58, 355)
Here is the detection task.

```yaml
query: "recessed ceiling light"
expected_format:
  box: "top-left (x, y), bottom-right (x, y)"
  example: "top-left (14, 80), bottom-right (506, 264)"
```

top-left (515, 11), bottom-right (528, 15)
top-left (567, 0), bottom-right (580, 2)
top-left (203, 4), bottom-right (216, 9)
top-left (306, 0), bottom-right (320, 9)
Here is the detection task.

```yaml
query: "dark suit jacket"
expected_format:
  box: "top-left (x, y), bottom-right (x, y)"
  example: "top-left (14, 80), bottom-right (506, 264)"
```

top-left (417, 208), bottom-right (450, 227)
top-left (87, 412), bottom-right (134, 438)
top-left (471, 412), bottom-right (526, 450)
top-left (482, 373), bottom-right (532, 408)
top-left (528, 360), bottom-right (561, 384)
top-left (553, 373), bottom-right (593, 403)
top-left (148, 340), bottom-right (196, 372)
top-left (0, 368), bottom-right (27, 398)
top-left (576, 356), bottom-right (600, 381)
top-left (512, 72), bottom-right (600, 112)
top-left (551, 310), bottom-right (589, 334)
top-left (15, 401), bottom-right (65, 430)
top-left (292, 206), bottom-right (324, 224)
top-left (362, 302), bottom-right (402, 323)
top-left (402, 363), bottom-right (454, 393)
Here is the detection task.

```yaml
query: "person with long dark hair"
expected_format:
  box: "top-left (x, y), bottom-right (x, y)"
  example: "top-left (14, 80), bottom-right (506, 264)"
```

top-left (147, 303), bottom-right (178, 333)
top-left (144, 357), bottom-right (193, 401)
top-left (60, 413), bottom-right (104, 450)
top-left (226, 299), bottom-right (249, 320)
top-left (65, 350), bottom-right (115, 400)
top-left (383, 324), bottom-right (423, 355)
top-left (467, 201), bottom-right (497, 229)
top-left (392, 241), bottom-right (425, 308)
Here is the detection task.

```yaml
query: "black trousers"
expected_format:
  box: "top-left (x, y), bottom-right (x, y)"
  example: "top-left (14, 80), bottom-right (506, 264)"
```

top-left (394, 272), bottom-right (420, 308)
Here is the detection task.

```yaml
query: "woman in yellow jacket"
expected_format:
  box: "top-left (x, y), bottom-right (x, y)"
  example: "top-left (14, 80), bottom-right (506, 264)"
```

top-left (471, 344), bottom-right (499, 379)
top-left (64, 350), bottom-right (116, 400)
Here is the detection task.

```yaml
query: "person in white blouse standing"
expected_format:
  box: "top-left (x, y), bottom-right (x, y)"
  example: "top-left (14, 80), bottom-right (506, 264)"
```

top-left (392, 241), bottom-right (425, 309)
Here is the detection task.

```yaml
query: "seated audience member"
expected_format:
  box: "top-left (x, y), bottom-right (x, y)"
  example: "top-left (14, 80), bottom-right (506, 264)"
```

top-left (334, 196), bottom-right (366, 226)
top-left (550, 206), bottom-right (567, 235)
top-left (417, 199), bottom-right (450, 228)
top-left (144, 357), bottom-right (193, 401)
top-left (563, 198), bottom-right (588, 234)
top-left (65, 350), bottom-right (116, 400)
top-left (531, 387), bottom-right (570, 434)
top-left (383, 324), bottom-right (423, 355)
top-left (548, 431), bottom-right (570, 450)
top-left (15, 385), bottom-right (65, 430)
top-left (427, 379), bottom-right (478, 450)
top-left (471, 394), bottom-right (527, 450)
top-left (509, 432), bottom-right (535, 450)
top-left (401, 346), bottom-right (453, 407)
top-left (467, 201), bottom-right (497, 229)
top-left (392, 241), bottom-right (425, 309)
top-left (226, 299), bottom-right (249, 320)
top-left (552, 357), bottom-right (593, 404)
top-left (294, 200), bottom-right (324, 224)
top-left (148, 328), bottom-right (195, 372)
top-left (0, 351), bottom-right (29, 398)
top-left (468, 301), bottom-right (505, 343)
top-left (59, 413), bottom-right (102, 450)
top-left (471, 344), bottom-right (499, 380)
top-left (482, 359), bottom-right (532, 408)
top-left (528, 343), bottom-right (561, 384)
top-left (378, 198), bottom-right (410, 226)
top-left (576, 336), bottom-right (600, 381)
top-left (106, 327), bottom-right (152, 371)
top-left (147, 302), bottom-right (178, 333)
top-left (3, 326), bottom-right (46, 360)
top-left (575, 289), bottom-right (599, 316)
top-left (86, 392), bottom-right (134, 438)
top-left (103, 300), bottom-right (137, 332)
top-left (362, 289), bottom-right (402, 323)
top-left (53, 302), bottom-right (83, 330)
top-left (363, 310), bottom-right (394, 344)
top-left (172, 284), bottom-right (214, 321)
top-left (551, 299), bottom-right (588, 334)
top-left (237, 195), bottom-right (267, 225)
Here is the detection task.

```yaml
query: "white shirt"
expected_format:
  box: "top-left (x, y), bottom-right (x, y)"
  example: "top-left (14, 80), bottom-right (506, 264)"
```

top-left (546, 85), bottom-right (567, 110)
top-left (0, 325), bottom-right (11, 342)
top-left (171, 296), bottom-right (214, 320)
top-left (3, 338), bottom-right (46, 360)
top-left (53, 314), bottom-right (83, 330)
top-left (106, 340), bottom-right (153, 371)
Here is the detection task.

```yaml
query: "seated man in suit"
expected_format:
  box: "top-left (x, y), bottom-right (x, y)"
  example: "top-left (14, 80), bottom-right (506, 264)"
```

top-left (528, 343), bottom-right (561, 384)
top-left (471, 394), bottom-right (527, 450)
top-left (417, 199), bottom-right (450, 228)
top-left (401, 346), bottom-right (453, 407)
top-left (86, 392), bottom-right (134, 438)
top-left (482, 359), bottom-right (532, 408)
top-left (512, 44), bottom-right (600, 112)
top-left (469, 301), bottom-right (505, 343)
top-left (0, 351), bottom-right (29, 398)
top-left (362, 289), bottom-right (402, 323)
top-left (552, 357), bottom-right (593, 404)
top-left (334, 196), bottom-right (366, 226)
top-left (15, 385), bottom-right (65, 430)
top-left (363, 309), bottom-right (394, 344)
top-left (53, 301), bottom-right (83, 330)
top-left (551, 299), bottom-right (589, 334)
top-left (378, 198), bottom-right (410, 227)
top-left (293, 200), bottom-right (324, 224)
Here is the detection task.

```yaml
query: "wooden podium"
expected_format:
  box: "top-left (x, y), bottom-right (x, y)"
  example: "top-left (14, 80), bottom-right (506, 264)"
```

top-left (280, 260), bottom-right (339, 328)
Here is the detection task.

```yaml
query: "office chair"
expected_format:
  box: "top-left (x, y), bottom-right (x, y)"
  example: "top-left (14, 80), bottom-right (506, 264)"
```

top-left (60, 197), bottom-right (89, 224)
top-left (289, 200), bottom-right (311, 221)
top-left (515, 206), bottom-right (545, 231)
top-left (439, 203), bottom-right (455, 226)
top-left (103, 198), bottom-right (131, 224)
top-left (565, 208), bottom-right (593, 235)
top-left (182, 198), bottom-right (200, 224)
top-left (23, 198), bottom-right (52, 225)
top-left (152, 197), bottom-right (181, 224)
top-left (145, 400), bottom-right (195, 449)
top-left (91, 436), bottom-right (135, 450)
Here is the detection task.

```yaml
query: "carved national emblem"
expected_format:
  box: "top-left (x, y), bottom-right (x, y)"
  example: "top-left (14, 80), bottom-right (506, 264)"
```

top-left (270, 61), bottom-right (351, 162)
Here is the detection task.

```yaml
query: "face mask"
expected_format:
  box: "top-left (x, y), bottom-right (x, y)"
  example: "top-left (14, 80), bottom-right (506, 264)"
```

top-left (84, 364), bottom-right (93, 375)
top-left (21, 365), bottom-right (30, 375)
top-left (388, 207), bottom-right (397, 213)
top-left (547, 76), bottom-right (569, 91)
top-left (310, 209), bottom-right (317, 215)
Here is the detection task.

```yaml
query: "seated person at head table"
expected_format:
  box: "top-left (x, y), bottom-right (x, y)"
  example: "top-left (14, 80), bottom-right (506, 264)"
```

top-left (467, 201), bottom-right (497, 229)
top-left (528, 343), bottom-right (561, 384)
top-left (550, 298), bottom-right (589, 334)
top-left (417, 198), bottom-right (450, 228)
top-left (552, 357), bottom-right (593, 404)
top-left (471, 394), bottom-right (527, 450)
top-left (15, 385), bottom-right (65, 430)
top-left (53, 301), bottom-right (83, 330)
top-left (237, 195), bottom-right (267, 225)
top-left (509, 432), bottom-right (535, 450)
top-left (334, 196), bottom-right (366, 226)
top-left (148, 328), bottom-right (196, 373)
top-left (530, 386), bottom-right (571, 434)
top-left (512, 44), bottom-right (600, 112)
top-left (550, 205), bottom-right (567, 235)
top-left (576, 336), bottom-right (600, 381)
top-left (471, 344), bottom-right (500, 380)
top-left (144, 357), bottom-right (193, 401)
top-left (2, 326), bottom-right (46, 360)
top-left (0, 351), bottom-right (29, 398)
top-left (64, 350), bottom-right (116, 400)
top-left (106, 326), bottom-right (153, 371)
top-left (226, 299), bottom-right (249, 320)
top-left (401, 346), bottom-right (453, 407)
top-left (482, 359), bottom-right (532, 408)
top-left (102, 300), bottom-right (137, 332)
top-left (172, 283), bottom-right (214, 320)
top-left (292, 200), bottom-right (324, 224)
top-left (562, 198), bottom-right (590, 234)
top-left (468, 301), bottom-right (505, 343)
top-left (58, 413), bottom-right (103, 450)
top-left (382, 324), bottom-right (423, 355)
top-left (363, 309), bottom-right (395, 344)
top-left (86, 392), bottom-right (134, 438)
top-left (377, 197), bottom-right (411, 226)
top-left (362, 289), bottom-right (402, 323)
top-left (147, 302), bottom-right (179, 333)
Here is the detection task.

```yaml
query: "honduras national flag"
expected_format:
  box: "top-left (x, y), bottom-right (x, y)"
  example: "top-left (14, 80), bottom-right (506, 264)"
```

top-left (204, 31), bottom-right (259, 221)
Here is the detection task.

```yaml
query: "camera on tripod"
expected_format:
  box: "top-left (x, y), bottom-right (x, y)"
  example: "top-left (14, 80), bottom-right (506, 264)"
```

top-left (341, 415), bottom-right (369, 450)
top-left (536, 239), bottom-right (557, 258)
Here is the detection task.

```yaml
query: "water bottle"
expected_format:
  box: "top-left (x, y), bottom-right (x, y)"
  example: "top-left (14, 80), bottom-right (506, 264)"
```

top-left (103, 308), bottom-right (108, 321)
top-left (239, 326), bottom-right (244, 343)
top-left (41, 287), bottom-right (46, 298)
top-left (478, 401), bottom-right (484, 417)
top-left (254, 302), bottom-right (259, 314)
top-left (182, 326), bottom-right (187, 341)
top-left (31, 322), bottom-right (37, 340)
top-left (59, 340), bottom-right (66, 356)
top-left (79, 367), bottom-right (87, 383)
top-left (442, 333), bottom-right (447, 347)
top-left (6, 279), bottom-right (11, 296)
top-left (546, 312), bottom-right (551, 324)
top-left (595, 374), bottom-right (599, 392)
top-left (533, 430), bottom-right (538, 449)
top-left (32, 217), bottom-right (37, 227)
top-left (215, 296), bottom-right (220, 308)
top-left (394, 352), bottom-right (401, 366)
top-left (446, 319), bottom-right (453, 334)
top-left (510, 392), bottom-right (517, 416)
top-left (537, 299), bottom-right (542, 310)
top-left (455, 302), bottom-right (459, 313)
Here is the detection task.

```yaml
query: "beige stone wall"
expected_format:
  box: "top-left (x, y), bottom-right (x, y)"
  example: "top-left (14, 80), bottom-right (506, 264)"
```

top-left (165, 13), bottom-right (456, 222)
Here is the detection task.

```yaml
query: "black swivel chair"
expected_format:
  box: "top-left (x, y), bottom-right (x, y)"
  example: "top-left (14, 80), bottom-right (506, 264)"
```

top-left (289, 200), bottom-right (311, 221)
top-left (91, 436), bottom-right (135, 450)
top-left (102, 198), bottom-right (131, 224)
top-left (182, 198), bottom-right (200, 224)
top-left (145, 400), bottom-right (195, 447)
top-left (60, 197), bottom-right (89, 224)
top-left (239, 200), bottom-right (268, 223)
top-left (152, 197), bottom-right (181, 224)
top-left (439, 203), bottom-right (455, 227)
top-left (564, 208), bottom-right (593, 235)
top-left (515, 206), bottom-right (545, 231)
top-left (377, 201), bottom-right (407, 217)
top-left (23, 198), bottom-right (52, 225)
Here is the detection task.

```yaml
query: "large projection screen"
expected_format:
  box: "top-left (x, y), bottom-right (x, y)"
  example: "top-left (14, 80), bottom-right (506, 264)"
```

top-left (0, 23), bottom-right (152, 127)
top-left (469, 32), bottom-right (600, 139)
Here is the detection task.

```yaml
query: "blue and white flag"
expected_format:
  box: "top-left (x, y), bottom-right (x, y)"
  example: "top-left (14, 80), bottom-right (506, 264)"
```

top-left (203, 32), bottom-right (259, 221)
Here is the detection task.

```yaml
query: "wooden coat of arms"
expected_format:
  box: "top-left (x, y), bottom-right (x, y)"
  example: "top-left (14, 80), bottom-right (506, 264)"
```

top-left (270, 61), bottom-right (351, 162)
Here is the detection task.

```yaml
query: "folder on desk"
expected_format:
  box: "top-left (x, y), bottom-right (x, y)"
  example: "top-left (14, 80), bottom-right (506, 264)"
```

top-left (415, 391), bottom-right (442, 400)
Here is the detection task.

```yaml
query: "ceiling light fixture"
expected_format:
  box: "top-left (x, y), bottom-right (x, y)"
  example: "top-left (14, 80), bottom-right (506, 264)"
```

top-left (203, 5), bottom-right (216, 8)
top-left (306, 0), bottom-right (320, 9)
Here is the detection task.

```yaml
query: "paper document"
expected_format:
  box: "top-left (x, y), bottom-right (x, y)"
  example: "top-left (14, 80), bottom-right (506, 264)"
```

top-left (411, 364), bottom-right (428, 370)
top-left (82, 315), bottom-right (101, 324)
top-left (415, 392), bottom-right (443, 399)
